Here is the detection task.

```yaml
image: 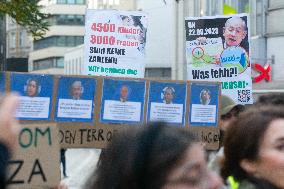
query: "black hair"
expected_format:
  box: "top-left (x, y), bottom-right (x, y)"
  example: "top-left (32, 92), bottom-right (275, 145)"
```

top-left (86, 123), bottom-right (197, 189)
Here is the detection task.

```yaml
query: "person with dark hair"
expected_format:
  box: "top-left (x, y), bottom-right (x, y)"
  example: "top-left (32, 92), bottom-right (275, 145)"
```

top-left (255, 93), bottom-right (284, 106)
top-left (26, 78), bottom-right (40, 97)
top-left (208, 95), bottom-right (245, 189)
top-left (221, 106), bottom-right (284, 189)
top-left (86, 123), bottom-right (223, 189)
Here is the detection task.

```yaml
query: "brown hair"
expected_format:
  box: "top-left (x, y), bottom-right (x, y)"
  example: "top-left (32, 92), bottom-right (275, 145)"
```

top-left (221, 105), bottom-right (284, 181)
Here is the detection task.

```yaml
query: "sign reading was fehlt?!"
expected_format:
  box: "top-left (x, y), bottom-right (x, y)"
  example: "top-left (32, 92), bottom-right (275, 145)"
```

top-left (84, 10), bottom-right (148, 78)
top-left (185, 13), bottom-right (253, 104)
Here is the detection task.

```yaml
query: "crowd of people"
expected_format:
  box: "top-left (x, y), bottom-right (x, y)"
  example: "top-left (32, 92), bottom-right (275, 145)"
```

top-left (1, 93), bottom-right (284, 189)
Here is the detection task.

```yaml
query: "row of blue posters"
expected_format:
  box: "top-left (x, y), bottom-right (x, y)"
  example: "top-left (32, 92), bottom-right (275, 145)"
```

top-left (9, 73), bottom-right (219, 127)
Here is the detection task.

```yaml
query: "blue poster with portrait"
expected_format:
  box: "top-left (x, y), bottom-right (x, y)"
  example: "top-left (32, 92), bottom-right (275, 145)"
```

top-left (10, 73), bottom-right (53, 120)
top-left (189, 82), bottom-right (219, 126)
top-left (0, 72), bottom-right (5, 93)
top-left (147, 81), bottom-right (187, 126)
top-left (100, 78), bottom-right (146, 124)
top-left (55, 77), bottom-right (96, 122)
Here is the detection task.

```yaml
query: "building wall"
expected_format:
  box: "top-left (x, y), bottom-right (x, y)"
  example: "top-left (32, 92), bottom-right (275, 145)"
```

top-left (29, 2), bottom-right (86, 73)
top-left (267, 37), bottom-right (284, 80)
top-left (64, 45), bottom-right (84, 75)
top-left (6, 16), bottom-right (32, 58)
top-left (136, 0), bottom-right (176, 79)
top-left (267, 0), bottom-right (284, 80)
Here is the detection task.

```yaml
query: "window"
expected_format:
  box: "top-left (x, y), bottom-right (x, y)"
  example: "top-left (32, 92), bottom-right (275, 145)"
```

top-left (57, 0), bottom-right (85, 4)
top-left (145, 68), bottom-right (171, 79)
top-left (56, 57), bottom-right (64, 67)
top-left (76, 0), bottom-right (85, 4)
top-left (19, 31), bottom-right (25, 47)
top-left (34, 36), bottom-right (84, 50)
top-left (57, 0), bottom-right (66, 4)
top-left (67, 0), bottom-right (75, 4)
top-left (33, 57), bottom-right (64, 70)
top-left (48, 15), bottom-right (85, 25)
top-left (10, 32), bottom-right (16, 48)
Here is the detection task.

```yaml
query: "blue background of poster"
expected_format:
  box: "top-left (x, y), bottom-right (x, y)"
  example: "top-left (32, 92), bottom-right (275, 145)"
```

top-left (189, 83), bottom-right (219, 126)
top-left (0, 72), bottom-right (5, 92)
top-left (100, 79), bottom-right (146, 124)
top-left (10, 73), bottom-right (53, 120)
top-left (147, 81), bottom-right (187, 126)
top-left (55, 77), bottom-right (96, 122)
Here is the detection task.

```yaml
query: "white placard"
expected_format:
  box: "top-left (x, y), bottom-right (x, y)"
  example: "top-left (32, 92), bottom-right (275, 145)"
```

top-left (191, 104), bottom-right (216, 123)
top-left (16, 96), bottom-right (50, 118)
top-left (57, 99), bottom-right (93, 119)
top-left (103, 100), bottom-right (141, 121)
top-left (84, 10), bottom-right (148, 78)
top-left (149, 102), bottom-right (183, 123)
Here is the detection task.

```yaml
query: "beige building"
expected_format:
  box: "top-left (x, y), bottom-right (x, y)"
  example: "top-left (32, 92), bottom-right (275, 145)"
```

top-left (6, 16), bottom-right (32, 58)
top-left (29, 0), bottom-right (86, 74)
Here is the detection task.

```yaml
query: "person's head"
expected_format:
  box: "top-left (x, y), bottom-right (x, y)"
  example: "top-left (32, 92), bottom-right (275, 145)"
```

top-left (70, 81), bottom-right (83, 100)
top-left (88, 123), bottom-right (222, 189)
top-left (256, 93), bottom-right (284, 106)
top-left (26, 78), bottom-right (39, 97)
top-left (220, 95), bottom-right (245, 131)
top-left (223, 17), bottom-right (247, 47)
top-left (120, 85), bottom-right (129, 102)
top-left (221, 106), bottom-right (284, 188)
top-left (163, 87), bottom-right (174, 104)
top-left (200, 89), bottom-right (211, 105)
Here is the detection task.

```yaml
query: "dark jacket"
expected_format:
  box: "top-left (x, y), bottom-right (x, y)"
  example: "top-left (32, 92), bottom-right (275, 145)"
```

top-left (0, 143), bottom-right (10, 189)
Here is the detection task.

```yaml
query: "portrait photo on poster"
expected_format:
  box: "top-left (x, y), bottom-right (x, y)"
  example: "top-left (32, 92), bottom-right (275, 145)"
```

top-left (186, 14), bottom-right (249, 72)
top-left (55, 77), bottom-right (96, 122)
top-left (10, 73), bottom-right (54, 120)
top-left (119, 14), bottom-right (147, 55)
top-left (100, 78), bottom-right (146, 124)
top-left (147, 81), bottom-right (187, 126)
top-left (189, 83), bottom-right (219, 126)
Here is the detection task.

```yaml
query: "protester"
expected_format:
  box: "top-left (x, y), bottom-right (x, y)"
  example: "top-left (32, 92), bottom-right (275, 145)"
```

top-left (255, 93), bottom-right (284, 106)
top-left (0, 94), bottom-right (68, 189)
top-left (219, 95), bottom-right (245, 144)
top-left (0, 94), bottom-right (20, 189)
top-left (208, 95), bottom-right (245, 189)
top-left (86, 123), bottom-right (223, 189)
top-left (221, 106), bottom-right (284, 189)
top-left (61, 149), bottom-right (68, 178)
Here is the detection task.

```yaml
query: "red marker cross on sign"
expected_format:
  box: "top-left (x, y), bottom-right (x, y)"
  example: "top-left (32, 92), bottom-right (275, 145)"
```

top-left (253, 63), bottom-right (271, 83)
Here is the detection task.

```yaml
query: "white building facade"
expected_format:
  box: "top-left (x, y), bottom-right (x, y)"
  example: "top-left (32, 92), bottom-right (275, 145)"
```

top-left (29, 0), bottom-right (86, 74)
